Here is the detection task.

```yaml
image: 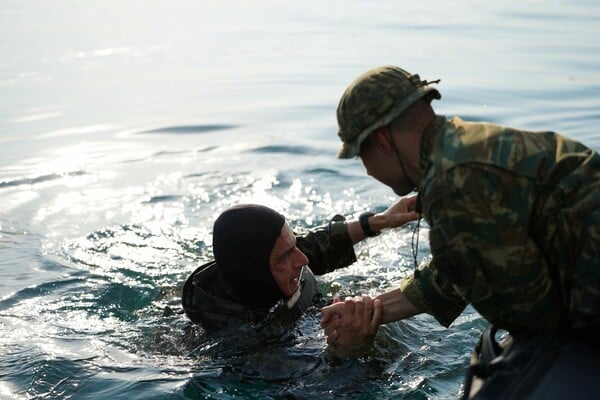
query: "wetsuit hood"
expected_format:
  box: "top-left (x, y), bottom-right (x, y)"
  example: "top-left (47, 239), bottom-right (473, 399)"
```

top-left (212, 204), bottom-right (287, 309)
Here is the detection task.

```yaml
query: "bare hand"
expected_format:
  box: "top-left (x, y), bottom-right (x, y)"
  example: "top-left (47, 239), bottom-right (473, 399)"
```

top-left (381, 195), bottom-right (419, 229)
top-left (320, 297), bottom-right (344, 339)
top-left (320, 296), bottom-right (382, 355)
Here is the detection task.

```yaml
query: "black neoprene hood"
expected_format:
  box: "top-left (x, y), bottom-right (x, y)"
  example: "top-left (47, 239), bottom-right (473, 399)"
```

top-left (212, 204), bottom-right (287, 309)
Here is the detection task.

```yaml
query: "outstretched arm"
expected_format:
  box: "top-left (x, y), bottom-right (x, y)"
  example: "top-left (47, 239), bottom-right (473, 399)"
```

top-left (346, 195), bottom-right (419, 244)
top-left (297, 195), bottom-right (419, 275)
top-left (321, 288), bottom-right (422, 349)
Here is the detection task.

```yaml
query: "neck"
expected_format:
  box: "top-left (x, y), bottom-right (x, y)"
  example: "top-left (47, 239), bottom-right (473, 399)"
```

top-left (390, 134), bottom-right (419, 190)
top-left (393, 103), bottom-right (436, 186)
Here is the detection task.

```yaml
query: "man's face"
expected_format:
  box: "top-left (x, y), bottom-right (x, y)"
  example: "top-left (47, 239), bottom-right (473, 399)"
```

top-left (359, 129), bottom-right (414, 196)
top-left (269, 223), bottom-right (309, 297)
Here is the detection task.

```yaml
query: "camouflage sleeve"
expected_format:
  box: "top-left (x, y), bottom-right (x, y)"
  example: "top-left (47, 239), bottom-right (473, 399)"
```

top-left (400, 259), bottom-right (467, 327)
top-left (295, 215), bottom-right (357, 275)
top-left (404, 164), bottom-right (562, 331)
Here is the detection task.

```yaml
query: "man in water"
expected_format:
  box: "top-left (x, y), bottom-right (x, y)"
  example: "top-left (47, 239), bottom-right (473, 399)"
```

top-left (182, 200), bottom-right (418, 334)
top-left (320, 66), bottom-right (599, 398)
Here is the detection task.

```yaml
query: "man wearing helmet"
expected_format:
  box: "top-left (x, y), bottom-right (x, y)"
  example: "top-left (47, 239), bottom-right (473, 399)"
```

top-left (321, 66), bottom-right (600, 398)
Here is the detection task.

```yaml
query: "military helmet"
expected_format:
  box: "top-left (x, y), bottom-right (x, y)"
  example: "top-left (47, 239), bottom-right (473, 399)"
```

top-left (336, 66), bottom-right (441, 159)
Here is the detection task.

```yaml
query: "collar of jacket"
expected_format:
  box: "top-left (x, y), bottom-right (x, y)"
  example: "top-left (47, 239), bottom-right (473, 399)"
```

top-left (416, 115), bottom-right (446, 213)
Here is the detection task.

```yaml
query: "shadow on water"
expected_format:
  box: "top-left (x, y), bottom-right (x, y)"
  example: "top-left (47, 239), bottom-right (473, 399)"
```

top-left (246, 145), bottom-right (324, 156)
top-left (0, 171), bottom-right (87, 189)
top-left (139, 125), bottom-right (239, 135)
top-left (143, 195), bottom-right (184, 204)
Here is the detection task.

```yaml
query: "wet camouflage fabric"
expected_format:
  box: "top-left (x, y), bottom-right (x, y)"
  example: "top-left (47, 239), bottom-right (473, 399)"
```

top-left (400, 116), bottom-right (600, 332)
top-left (336, 66), bottom-right (440, 159)
top-left (295, 215), bottom-right (358, 274)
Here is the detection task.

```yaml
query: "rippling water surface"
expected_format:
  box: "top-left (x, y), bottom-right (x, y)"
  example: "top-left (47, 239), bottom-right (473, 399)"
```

top-left (1, 1), bottom-right (599, 399)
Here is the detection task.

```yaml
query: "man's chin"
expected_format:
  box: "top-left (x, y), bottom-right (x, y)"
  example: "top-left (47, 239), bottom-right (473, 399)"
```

top-left (393, 187), bottom-right (412, 196)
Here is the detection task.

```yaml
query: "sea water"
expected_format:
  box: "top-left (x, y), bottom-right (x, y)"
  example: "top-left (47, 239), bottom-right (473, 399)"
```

top-left (1, 1), bottom-right (599, 399)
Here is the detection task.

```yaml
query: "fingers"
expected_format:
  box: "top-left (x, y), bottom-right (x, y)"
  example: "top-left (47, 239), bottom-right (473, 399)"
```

top-left (364, 295), bottom-right (373, 321)
top-left (405, 195), bottom-right (418, 210)
top-left (347, 295), bottom-right (360, 317)
top-left (355, 295), bottom-right (379, 335)
top-left (326, 329), bottom-right (339, 345)
top-left (338, 295), bottom-right (371, 319)
top-left (397, 211), bottom-right (420, 226)
top-left (321, 295), bottom-right (380, 344)
top-left (320, 310), bottom-right (332, 327)
top-left (383, 196), bottom-right (421, 228)
top-left (321, 302), bottom-right (343, 327)
top-left (323, 315), bottom-right (340, 337)
top-left (372, 298), bottom-right (382, 326)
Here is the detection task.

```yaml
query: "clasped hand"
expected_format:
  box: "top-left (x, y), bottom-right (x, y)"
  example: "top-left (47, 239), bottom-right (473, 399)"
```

top-left (320, 295), bottom-right (382, 356)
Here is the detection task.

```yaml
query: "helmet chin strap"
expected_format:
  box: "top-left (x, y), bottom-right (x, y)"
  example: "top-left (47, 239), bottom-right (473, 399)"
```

top-left (387, 127), bottom-right (418, 192)
top-left (387, 127), bottom-right (422, 269)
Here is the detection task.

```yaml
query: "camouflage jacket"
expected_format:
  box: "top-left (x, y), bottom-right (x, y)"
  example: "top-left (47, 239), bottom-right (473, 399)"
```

top-left (401, 115), bottom-right (600, 332)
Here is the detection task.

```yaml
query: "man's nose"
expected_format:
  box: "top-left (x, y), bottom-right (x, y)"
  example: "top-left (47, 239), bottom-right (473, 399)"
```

top-left (293, 247), bottom-right (309, 267)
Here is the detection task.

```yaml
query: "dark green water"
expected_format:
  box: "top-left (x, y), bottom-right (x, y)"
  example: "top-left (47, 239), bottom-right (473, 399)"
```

top-left (1, 1), bottom-right (599, 398)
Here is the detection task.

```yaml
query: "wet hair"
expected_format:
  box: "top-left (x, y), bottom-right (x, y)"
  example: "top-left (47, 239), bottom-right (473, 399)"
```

top-left (212, 204), bottom-right (286, 309)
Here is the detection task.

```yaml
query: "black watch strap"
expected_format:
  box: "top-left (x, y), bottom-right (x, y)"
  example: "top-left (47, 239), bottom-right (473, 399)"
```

top-left (359, 212), bottom-right (380, 237)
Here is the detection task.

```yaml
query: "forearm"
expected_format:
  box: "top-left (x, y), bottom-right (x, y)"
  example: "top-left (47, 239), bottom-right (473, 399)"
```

top-left (347, 196), bottom-right (419, 244)
top-left (297, 217), bottom-right (357, 274)
top-left (320, 288), bottom-right (422, 353)
top-left (375, 287), bottom-right (422, 324)
top-left (346, 214), bottom-right (392, 244)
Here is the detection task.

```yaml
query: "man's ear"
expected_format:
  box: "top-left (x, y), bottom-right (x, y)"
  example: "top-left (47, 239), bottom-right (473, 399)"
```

top-left (371, 127), bottom-right (395, 155)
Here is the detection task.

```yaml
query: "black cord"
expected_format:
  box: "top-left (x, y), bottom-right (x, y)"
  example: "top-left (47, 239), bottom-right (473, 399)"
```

top-left (386, 124), bottom-right (422, 269)
top-left (411, 212), bottom-right (422, 269)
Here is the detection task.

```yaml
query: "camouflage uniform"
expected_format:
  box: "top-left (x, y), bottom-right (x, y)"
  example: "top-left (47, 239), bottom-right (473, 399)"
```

top-left (400, 115), bottom-right (600, 332)
top-left (336, 66), bottom-right (599, 333)
top-left (336, 65), bottom-right (600, 397)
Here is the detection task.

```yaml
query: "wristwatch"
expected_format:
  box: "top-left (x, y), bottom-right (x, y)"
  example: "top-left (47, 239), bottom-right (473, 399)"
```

top-left (359, 212), bottom-right (380, 237)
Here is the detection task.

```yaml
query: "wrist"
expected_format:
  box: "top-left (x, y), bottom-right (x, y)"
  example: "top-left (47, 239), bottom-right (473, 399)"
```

top-left (359, 212), bottom-right (381, 237)
top-left (368, 214), bottom-right (387, 232)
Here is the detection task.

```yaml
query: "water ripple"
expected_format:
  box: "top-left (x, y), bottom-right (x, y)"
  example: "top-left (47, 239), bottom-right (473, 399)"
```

top-left (246, 145), bottom-right (323, 156)
top-left (0, 171), bottom-right (86, 189)
top-left (139, 124), bottom-right (238, 134)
